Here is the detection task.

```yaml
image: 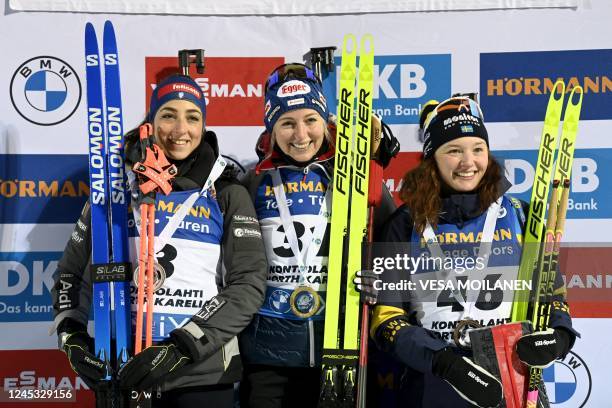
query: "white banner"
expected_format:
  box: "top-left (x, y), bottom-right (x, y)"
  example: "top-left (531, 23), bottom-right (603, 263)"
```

top-left (0, 0), bottom-right (610, 406)
top-left (8, 0), bottom-right (578, 15)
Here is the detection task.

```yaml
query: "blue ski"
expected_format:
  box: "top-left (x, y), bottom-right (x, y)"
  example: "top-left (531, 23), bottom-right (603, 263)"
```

top-left (102, 19), bottom-right (131, 374)
top-left (85, 20), bottom-right (131, 408)
top-left (85, 21), bottom-right (112, 378)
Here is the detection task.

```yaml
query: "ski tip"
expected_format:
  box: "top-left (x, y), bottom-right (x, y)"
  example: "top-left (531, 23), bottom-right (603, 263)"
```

top-left (551, 80), bottom-right (566, 101)
top-left (360, 34), bottom-right (374, 54)
top-left (342, 34), bottom-right (357, 53)
top-left (103, 20), bottom-right (116, 40)
top-left (567, 85), bottom-right (584, 107)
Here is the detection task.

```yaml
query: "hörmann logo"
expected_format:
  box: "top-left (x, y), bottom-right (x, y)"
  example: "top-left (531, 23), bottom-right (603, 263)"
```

top-left (486, 76), bottom-right (610, 97)
top-left (480, 49), bottom-right (612, 122)
top-left (10, 56), bottom-right (82, 126)
top-left (0, 155), bottom-right (89, 224)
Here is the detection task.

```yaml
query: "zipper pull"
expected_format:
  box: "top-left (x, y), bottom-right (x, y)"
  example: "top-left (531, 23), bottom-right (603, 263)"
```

top-left (302, 166), bottom-right (309, 182)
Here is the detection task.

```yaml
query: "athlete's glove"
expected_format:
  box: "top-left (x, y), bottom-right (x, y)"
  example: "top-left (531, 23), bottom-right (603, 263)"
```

top-left (59, 324), bottom-right (108, 390)
top-left (371, 114), bottom-right (400, 168)
top-left (516, 328), bottom-right (571, 369)
top-left (118, 342), bottom-right (191, 390)
top-left (353, 270), bottom-right (379, 305)
top-left (432, 348), bottom-right (503, 408)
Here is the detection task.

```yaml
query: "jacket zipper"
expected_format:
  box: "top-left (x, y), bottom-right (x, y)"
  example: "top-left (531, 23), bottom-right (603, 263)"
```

top-left (308, 319), bottom-right (315, 367)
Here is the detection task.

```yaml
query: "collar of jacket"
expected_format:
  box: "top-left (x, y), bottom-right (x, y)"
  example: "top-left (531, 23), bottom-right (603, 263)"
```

top-left (438, 175), bottom-right (512, 225)
top-left (170, 133), bottom-right (218, 191)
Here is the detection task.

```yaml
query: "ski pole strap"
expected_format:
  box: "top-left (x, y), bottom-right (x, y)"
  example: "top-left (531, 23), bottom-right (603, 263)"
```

top-left (422, 197), bottom-right (502, 312)
top-left (133, 144), bottom-right (177, 196)
top-left (154, 156), bottom-right (227, 253)
top-left (271, 169), bottom-right (331, 283)
top-left (133, 123), bottom-right (177, 196)
top-left (90, 262), bottom-right (132, 283)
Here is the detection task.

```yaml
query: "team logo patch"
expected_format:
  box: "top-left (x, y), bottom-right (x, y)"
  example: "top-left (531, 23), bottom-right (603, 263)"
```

top-left (277, 80), bottom-right (311, 98)
top-left (542, 351), bottom-right (591, 407)
top-left (10, 56), bottom-right (82, 126)
top-left (269, 289), bottom-right (292, 314)
top-left (234, 227), bottom-right (262, 238)
top-left (318, 91), bottom-right (326, 106)
top-left (157, 82), bottom-right (202, 100)
top-left (461, 124), bottom-right (474, 133)
top-left (287, 98), bottom-right (305, 107)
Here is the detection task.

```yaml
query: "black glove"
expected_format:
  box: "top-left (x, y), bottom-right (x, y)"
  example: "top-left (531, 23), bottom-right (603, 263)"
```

top-left (375, 118), bottom-right (400, 168)
top-left (118, 342), bottom-right (191, 390)
top-left (432, 348), bottom-right (503, 408)
top-left (61, 331), bottom-right (109, 390)
top-left (353, 270), bottom-right (379, 305)
top-left (516, 328), bottom-right (571, 369)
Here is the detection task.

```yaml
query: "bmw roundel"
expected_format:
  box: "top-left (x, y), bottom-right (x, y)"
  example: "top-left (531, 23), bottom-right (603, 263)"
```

top-left (269, 289), bottom-right (291, 314)
top-left (10, 56), bottom-right (81, 126)
top-left (542, 351), bottom-right (591, 407)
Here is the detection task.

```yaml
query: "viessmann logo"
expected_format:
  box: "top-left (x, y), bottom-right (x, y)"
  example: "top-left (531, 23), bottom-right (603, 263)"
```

top-left (145, 56), bottom-right (284, 126)
top-left (480, 49), bottom-right (612, 122)
top-left (10, 56), bottom-right (82, 126)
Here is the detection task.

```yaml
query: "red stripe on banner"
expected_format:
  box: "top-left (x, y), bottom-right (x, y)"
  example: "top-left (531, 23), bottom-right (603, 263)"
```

top-left (382, 151), bottom-right (422, 206)
top-left (145, 56), bottom-right (285, 126)
top-left (560, 246), bottom-right (612, 318)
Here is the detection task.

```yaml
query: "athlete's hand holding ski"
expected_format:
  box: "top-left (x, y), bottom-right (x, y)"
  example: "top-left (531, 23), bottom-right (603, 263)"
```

top-left (119, 341), bottom-right (191, 390)
top-left (516, 328), bottom-right (571, 369)
top-left (60, 320), bottom-right (108, 390)
top-left (353, 270), bottom-right (379, 305)
top-left (432, 349), bottom-right (503, 408)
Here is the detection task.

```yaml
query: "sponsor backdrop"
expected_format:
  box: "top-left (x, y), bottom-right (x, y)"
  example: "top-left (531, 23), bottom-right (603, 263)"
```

top-left (1, 0), bottom-right (611, 406)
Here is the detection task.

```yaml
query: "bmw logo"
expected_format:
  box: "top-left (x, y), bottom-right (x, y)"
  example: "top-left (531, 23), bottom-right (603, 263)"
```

top-left (543, 351), bottom-right (591, 407)
top-left (269, 289), bottom-right (291, 314)
top-left (10, 56), bottom-right (81, 126)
